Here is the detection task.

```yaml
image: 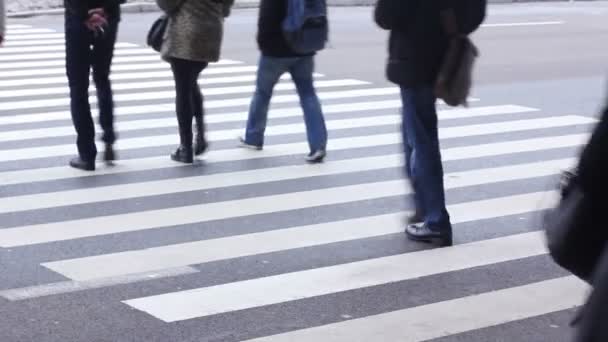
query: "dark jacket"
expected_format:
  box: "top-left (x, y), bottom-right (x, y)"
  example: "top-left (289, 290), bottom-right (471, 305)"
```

top-left (257, 0), bottom-right (310, 58)
top-left (578, 104), bottom-right (608, 199)
top-left (64, 0), bottom-right (122, 21)
top-left (374, 0), bottom-right (451, 88)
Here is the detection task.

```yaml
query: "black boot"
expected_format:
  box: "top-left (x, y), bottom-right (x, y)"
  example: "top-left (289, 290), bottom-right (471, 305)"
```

top-left (172, 120), bottom-right (194, 164)
top-left (171, 145), bottom-right (193, 164)
top-left (194, 116), bottom-right (208, 156)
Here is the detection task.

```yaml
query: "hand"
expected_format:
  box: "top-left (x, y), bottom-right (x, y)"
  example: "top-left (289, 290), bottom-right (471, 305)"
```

top-left (85, 9), bottom-right (108, 32)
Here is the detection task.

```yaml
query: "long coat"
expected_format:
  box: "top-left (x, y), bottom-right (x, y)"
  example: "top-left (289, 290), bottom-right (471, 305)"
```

top-left (156, 0), bottom-right (234, 63)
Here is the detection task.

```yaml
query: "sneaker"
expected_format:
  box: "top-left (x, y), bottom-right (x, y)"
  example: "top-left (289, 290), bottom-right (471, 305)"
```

top-left (238, 137), bottom-right (262, 151)
top-left (305, 150), bottom-right (326, 164)
top-left (406, 210), bottom-right (424, 225)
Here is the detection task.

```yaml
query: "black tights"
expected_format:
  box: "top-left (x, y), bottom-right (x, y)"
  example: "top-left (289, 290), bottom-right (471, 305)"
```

top-left (169, 58), bottom-right (208, 147)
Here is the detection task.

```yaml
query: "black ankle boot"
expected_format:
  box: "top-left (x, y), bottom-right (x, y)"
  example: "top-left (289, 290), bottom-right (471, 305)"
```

top-left (171, 145), bottom-right (193, 164)
top-left (194, 117), bottom-right (207, 156)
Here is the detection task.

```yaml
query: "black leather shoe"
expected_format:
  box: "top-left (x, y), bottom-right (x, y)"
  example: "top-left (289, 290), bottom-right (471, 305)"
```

top-left (171, 145), bottom-right (193, 164)
top-left (194, 134), bottom-right (208, 156)
top-left (104, 144), bottom-right (116, 163)
top-left (69, 157), bottom-right (95, 171)
top-left (405, 223), bottom-right (453, 247)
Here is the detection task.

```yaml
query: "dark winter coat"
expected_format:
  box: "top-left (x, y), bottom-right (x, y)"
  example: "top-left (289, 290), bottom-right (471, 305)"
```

top-left (374, 0), bottom-right (451, 88)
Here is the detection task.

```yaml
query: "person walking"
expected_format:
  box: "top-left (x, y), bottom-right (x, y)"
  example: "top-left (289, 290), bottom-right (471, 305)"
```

top-left (239, 0), bottom-right (328, 163)
top-left (65, 0), bottom-right (121, 171)
top-left (375, 0), bottom-right (455, 246)
top-left (0, 0), bottom-right (5, 46)
top-left (571, 103), bottom-right (608, 342)
top-left (156, 0), bottom-right (234, 164)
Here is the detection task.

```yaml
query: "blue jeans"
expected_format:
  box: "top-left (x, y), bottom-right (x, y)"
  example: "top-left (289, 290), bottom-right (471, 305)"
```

top-left (401, 86), bottom-right (451, 230)
top-left (244, 55), bottom-right (327, 152)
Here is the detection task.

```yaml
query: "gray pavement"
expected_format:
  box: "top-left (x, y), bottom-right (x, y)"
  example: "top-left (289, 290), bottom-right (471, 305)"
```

top-left (0, 3), bottom-right (606, 342)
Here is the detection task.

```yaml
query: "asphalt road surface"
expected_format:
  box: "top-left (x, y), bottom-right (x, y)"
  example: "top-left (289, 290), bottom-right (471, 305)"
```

top-left (1, 2), bottom-right (607, 341)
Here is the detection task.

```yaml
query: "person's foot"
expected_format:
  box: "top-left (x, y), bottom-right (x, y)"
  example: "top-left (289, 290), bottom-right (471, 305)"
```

top-left (69, 157), bottom-right (95, 171)
top-left (406, 210), bottom-right (424, 225)
top-left (103, 144), bottom-right (116, 163)
top-left (238, 137), bottom-right (263, 151)
top-left (405, 223), bottom-right (453, 247)
top-left (305, 150), bottom-right (326, 163)
top-left (194, 134), bottom-right (208, 156)
top-left (170, 145), bottom-right (193, 164)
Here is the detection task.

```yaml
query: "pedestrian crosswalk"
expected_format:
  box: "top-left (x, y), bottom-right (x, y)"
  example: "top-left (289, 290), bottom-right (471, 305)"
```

top-left (0, 24), bottom-right (591, 341)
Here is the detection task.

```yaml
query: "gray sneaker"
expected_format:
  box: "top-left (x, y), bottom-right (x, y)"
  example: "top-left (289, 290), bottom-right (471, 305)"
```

top-left (305, 150), bottom-right (326, 163)
top-left (238, 137), bottom-right (262, 151)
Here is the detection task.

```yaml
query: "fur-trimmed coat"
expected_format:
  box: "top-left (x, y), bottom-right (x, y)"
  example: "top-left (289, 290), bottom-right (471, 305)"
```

top-left (156, 0), bottom-right (234, 62)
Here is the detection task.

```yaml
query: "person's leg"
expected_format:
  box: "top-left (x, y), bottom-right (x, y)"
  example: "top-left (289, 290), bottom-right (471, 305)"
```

top-left (243, 56), bottom-right (287, 148)
top-left (400, 90), bottom-right (424, 223)
top-left (65, 14), bottom-right (96, 169)
top-left (289, 56), bottom-right (327, 159)
top-left (401, 86), bottom-right (451, 245)
top-left (91, 19), bottom-right (118, 161)
top-left (192, 62), bottom-right (209, 155)
top-left (169, 58), bottom-right (202, 163)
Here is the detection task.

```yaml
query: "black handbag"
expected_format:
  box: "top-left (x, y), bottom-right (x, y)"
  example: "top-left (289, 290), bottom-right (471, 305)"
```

top-left (544, 171), bottom-right (606, 282)
top-left (147, 15), bottom-right (169, 52)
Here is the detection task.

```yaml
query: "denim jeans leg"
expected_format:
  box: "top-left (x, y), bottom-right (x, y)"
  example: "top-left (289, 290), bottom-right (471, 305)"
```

top-left (92, 19), bottom-right (118, 145)
top-left (290, 56), bottom-right (327, 152)
top-left (244, 56), bottom-right (286, 147)
top-left (400, 86), bottom-right (450, 230)
top-left (400, 104), bottom-right (424, 216)
top-left (65, 16), bottom-right (96, 161)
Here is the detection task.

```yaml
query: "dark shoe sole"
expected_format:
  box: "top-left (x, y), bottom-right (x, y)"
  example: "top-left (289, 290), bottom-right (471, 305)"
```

top-left (405, 228), bottom-right (453, 247)
top-left (171, 154), bottom-right (193, 164)
top-left (69, 161), bottom-right (95, 171)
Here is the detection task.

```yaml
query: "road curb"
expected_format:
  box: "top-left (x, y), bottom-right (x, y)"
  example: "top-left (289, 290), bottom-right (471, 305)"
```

top-left (6, 0), bottom-right (600, 18)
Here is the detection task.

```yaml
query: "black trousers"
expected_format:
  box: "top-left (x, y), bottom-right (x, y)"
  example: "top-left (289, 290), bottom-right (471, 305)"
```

top-left (169, 58), bottom-right (208, 147)
top-left (65, 14), bottom-right (118, 161)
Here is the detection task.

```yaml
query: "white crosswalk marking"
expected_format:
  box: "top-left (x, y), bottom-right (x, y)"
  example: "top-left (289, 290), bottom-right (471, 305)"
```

top-left (0, 25), bottom-right (589, 341)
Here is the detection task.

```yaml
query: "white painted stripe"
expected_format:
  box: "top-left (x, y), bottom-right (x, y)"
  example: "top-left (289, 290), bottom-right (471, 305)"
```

top-left (0, 115), bottom-right (592, 163)
top-left (0, 63), bottom-right (254, 79)
top-left (0, 76), bottom-right (326, 125)
top-left (0, 180), bottom-right (404, 246)
top-left (3, 38), bottom-right (67, 46)
top-left (0, 42), bottom-right (137, 55)
top-left (5, 28), bottom-right (56, 34)
top-left (0, 66), bottom-right (257, 88)
top-left (482, 21), bottom-right (564, 28)
top-left (122, 232), bottom-right (568, 322)
top-left (0, 131), bottom-right (589, 188)
top-left (0, 104), bottom-right (533, 143)
top-left (0, 135), bottom-right (571, 214)
top-left (244, 277), bottom-right (586, 342)
top-left (0, 57), bottom-right (241, 71)
top-left (6, 25), bottom-right (33, 29)
top-left (0, 266), bottom-right (199, 301)
top-left (3, 33), bottom-right (64, 40)
top-left (0, 79), bottom-right (360, 103)
top-left (0, 48), bottom-right (157, 62)
top-left (0, 85), bottom-right (400, 113)
top-left (43, 157), bottom-right (569, 282)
